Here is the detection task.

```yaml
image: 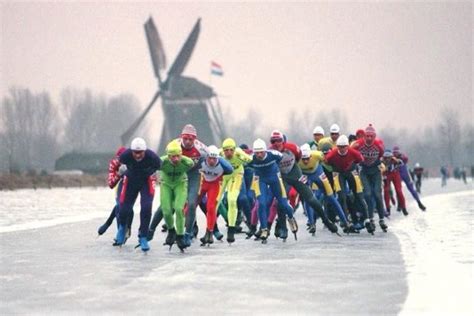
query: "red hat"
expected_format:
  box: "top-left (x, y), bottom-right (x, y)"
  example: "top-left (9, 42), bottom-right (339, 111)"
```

top-left (270, 130), bottom-right (284, 140)
top-left (365, 124), bottom-right (376, 135)
top-left (356, 129), bottom-right (365, 137)
top-left (181, 124), bottom-right (197, 138)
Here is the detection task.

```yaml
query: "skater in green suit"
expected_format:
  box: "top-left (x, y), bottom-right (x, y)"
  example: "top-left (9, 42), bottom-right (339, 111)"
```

top-left (160, 141), bottom-right (195, 251)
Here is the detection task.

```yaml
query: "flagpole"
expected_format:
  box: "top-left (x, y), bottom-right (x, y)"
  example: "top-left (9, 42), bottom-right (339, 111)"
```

top-left (209, 61), bottom-right (213, 87)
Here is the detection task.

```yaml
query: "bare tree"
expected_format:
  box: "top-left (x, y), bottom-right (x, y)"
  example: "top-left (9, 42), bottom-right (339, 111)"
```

top-left (437, 107), bottom-right (461, 167)
top-left (61, 88), bottom-right (143, 153)
top-left (0, 87), bottom-right (59, 172)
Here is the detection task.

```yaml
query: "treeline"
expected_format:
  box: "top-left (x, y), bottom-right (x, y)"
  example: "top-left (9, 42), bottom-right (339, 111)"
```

top-left (1, 86), bottom-right (472, 175)
top-left (228, 107), bottom-right (473, 174)
top-left (0, 87), bottom-right (143, 173)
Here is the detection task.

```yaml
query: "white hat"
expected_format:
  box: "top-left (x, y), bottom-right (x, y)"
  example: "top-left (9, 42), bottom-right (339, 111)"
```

top-left (131, 137), bottom-right (147, 151)
top-left (330, 124), bottom-right (340, 134)
top-left (312, 126), bottom-right (325, 135)
top-left (300, 144), bottom-right (311, 159)
top-left (207, 145), bottom-right (220, 158)
top-left (336, 135), bottom-right (349, 146)
top-left (253, 139), bottom-right (267, 152)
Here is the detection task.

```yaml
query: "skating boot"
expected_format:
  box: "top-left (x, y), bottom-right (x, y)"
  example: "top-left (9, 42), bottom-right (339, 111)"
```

top-left (139, 236), bottom-right (150, 252)
top-left (323, 219), bottom-right (339, 235)
top-left (183, 232), bottom-right (192, 247)
top-left (288, 218), bottom-right (298, 240)
top-left (340, 222), bottom-right (350, 234)
top-left (97, 223), bottom-right (110, 235)
top-left (164, 227), bottom-right (177, 250)
top-left (205, 229), bottom-right (214, 245)
top-left (379, 219), bottom-right (388, 233)
top-left (260, 228), bottom-right (269, 244)
top-left (364, 219), bottom-right (375, 235)
top-left (200, 230), bottom-right (214, 246)
top-left (417, 201), bottom-right (426, 211)
top-left (125, 227), bottom-right (131, 243)
top-left (308, 224), bottom-right (316, 236)
top-left (113, 225), bottom-right (126, 246)
top-left (278, 226), bottom-right (288, 241)
top-left (147, 228), bottom-right (156, 241)
top-left (346, 223), bottom-right (360, 234)
top-left (401, 208), bottom-right (409, 216)
top-left (246, 224), bottom-right (257, 239)
top-left (213, 229), bottom-right (224, 241)
top-left (254, 229), bottom-right (262, 241)
top-left (193, 222), bottom-right (199, 238)
top-left (274, 221), bottom-right (281, 239)
top-left (385, 208), bottom-right (391, 217)
top-left (176, 235), bottom-right (187, 252)
top-left (227, 226), bottom-right (235, 244)
top-left (352, 222), bottom-right (364, 231)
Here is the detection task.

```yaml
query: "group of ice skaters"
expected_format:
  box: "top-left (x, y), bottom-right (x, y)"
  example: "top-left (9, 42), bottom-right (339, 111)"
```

top-left (97, 123), bottom-right (427, 253)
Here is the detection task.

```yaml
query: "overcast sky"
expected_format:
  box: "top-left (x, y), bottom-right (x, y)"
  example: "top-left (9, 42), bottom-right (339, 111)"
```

top-left (1, 1), bottom-right (472, 144)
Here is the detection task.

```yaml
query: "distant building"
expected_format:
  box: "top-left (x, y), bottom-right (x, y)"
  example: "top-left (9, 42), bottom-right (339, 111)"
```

top-left (55, 152), bottom-right (113, 174)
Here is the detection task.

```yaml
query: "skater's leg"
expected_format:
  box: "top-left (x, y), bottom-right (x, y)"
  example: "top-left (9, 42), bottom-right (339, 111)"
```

top-left (173, 181), bottom-right (188, 236)
top-left (138, 180), bottom-right (154, 238)
top-left (185, 170), bottom-right (200, 236)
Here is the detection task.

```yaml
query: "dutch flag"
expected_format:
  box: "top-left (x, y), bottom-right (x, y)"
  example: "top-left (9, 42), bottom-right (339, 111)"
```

top-left (210, 61), bottom-right (224, 76)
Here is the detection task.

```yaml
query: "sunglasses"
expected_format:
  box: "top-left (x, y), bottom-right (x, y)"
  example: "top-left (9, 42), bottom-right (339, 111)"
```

top-left (132, 150), bottom-right (145, 154)
top-left (270, 139), bottom-right (283, 144)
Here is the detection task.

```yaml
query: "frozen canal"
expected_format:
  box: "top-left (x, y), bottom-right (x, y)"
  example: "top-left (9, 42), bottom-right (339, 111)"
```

top-left (1, 178), bottom-right (472, 315)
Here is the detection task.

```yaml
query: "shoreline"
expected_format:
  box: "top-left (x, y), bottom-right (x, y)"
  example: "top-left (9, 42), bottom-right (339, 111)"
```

top-left (0, 173), bottom-right (107, 190)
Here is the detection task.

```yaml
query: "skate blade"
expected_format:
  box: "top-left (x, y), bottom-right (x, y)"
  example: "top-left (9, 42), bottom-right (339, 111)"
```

top-left (134, 244), bottom-right (140, 249)
top-left (261, 239), bottom-right (267, 244)
top-left (335, 232), bottom-right (342, 237)
top-left (293, 233), bottom-right (298, 241)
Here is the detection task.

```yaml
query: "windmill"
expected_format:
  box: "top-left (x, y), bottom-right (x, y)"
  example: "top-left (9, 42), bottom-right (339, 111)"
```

top-left (120, 17), bottom-right (226, 153)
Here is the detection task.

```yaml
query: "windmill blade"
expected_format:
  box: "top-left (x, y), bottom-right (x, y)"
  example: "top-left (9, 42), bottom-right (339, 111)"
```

top-left (144, 17), bottom-right (167, 84)
top-left (120, 90), bottom-right (161, 145)
top-left (167, 18), bottom-right (201, 77)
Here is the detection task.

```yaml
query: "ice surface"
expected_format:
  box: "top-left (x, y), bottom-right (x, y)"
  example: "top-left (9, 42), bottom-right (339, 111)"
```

top-left (0, 178), bottom-right (472, 315)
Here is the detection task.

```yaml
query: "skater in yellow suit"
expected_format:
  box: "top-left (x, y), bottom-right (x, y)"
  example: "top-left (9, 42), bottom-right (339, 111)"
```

top-left (219, 138), bottom-right (252, 243)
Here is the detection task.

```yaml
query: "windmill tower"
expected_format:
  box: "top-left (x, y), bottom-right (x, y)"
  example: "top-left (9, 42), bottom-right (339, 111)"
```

top-left (120, 17), bottom-right (226, 153)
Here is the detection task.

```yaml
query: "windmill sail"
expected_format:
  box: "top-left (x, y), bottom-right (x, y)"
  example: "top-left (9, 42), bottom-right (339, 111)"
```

top-left (144, 17), bottom-right (167, 79)
top-left (120, 17), bottom-right (225, 152)
top-left (120, 90), bottom-right (161, 145)
top-left (167, 18), bottom-right (201, 77)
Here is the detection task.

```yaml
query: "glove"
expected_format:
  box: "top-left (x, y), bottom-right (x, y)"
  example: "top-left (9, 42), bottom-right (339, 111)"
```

top-left (118, 164), bottom-right (127, 176)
